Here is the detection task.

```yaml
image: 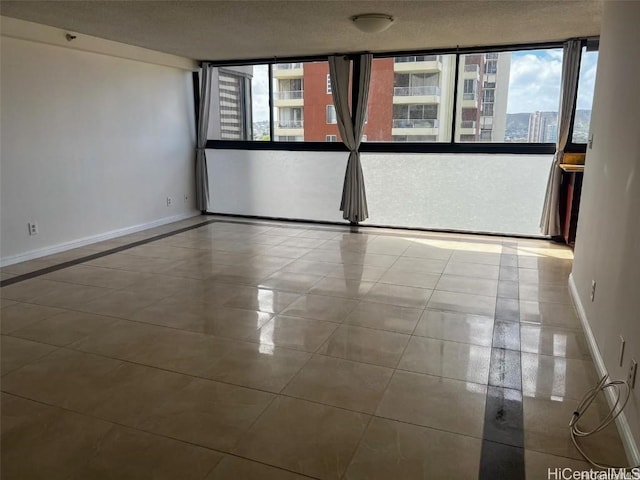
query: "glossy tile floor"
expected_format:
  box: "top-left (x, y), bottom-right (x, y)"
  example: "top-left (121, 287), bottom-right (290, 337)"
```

top-left (0, 216), bottom-right (628, 479)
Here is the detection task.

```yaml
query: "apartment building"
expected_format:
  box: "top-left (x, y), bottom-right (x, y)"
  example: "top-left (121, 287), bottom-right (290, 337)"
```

top-left (456, 52), bottom-right (511, 142)
top-left (270, 53), bottom-right (510, 143)
top-left (209, 66), bottom-right (254, 141)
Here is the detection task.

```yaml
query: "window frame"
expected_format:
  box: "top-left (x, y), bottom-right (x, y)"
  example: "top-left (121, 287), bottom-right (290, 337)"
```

top-left (326, 105), bottom-right (337, 124)
top-left (204, 38), bottom-right (596, 155)
top-left (565, 41), bottom-right (599, 153)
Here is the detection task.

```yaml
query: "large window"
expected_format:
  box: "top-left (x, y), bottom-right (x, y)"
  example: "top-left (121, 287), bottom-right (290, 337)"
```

top-left (206, 40), bottom-right (595, 152)
top-left (455, 49), bottom-right (563, 143)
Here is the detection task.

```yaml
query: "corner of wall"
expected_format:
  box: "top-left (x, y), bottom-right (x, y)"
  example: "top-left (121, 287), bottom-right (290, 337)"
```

top-left (0, 15), bottom-right (198, 71)
top-left (568, 273), bottom-right (640, 467)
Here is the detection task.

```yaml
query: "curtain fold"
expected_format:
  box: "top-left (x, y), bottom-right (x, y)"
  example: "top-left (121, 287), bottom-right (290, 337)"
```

top-left (195, 62), bottom-right (213, 212)
top-left (329, 54), bottom-right (373, 223)
top-left (540, 40), bottom-right (582, 236)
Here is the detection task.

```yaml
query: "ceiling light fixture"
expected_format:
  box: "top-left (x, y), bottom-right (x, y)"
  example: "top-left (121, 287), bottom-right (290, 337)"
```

top-left (351, 13), bottom-right (394, 34)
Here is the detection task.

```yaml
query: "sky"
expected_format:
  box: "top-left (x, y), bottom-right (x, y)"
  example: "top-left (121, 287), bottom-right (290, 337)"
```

top-left (251, 64), bottom-right (270, 123)
top-left (249, 49), bottom-right (599, 122)
top-left (506, 48), bottom-right (598, 114)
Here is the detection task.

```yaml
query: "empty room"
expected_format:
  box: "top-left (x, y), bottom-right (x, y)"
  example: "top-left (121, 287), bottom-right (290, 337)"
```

top-left (1, 1), bottom-right (639, 479)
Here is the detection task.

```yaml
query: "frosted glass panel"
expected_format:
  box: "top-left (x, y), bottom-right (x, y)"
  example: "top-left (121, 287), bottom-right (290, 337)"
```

top-left (208, 149), bottom-right (551, 236)
top-left (362, 153), bottom-right (552, 235)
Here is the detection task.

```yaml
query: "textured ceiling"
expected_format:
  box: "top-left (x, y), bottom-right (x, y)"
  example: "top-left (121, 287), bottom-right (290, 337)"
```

top-left (0, 1), bottom-right (602, 61)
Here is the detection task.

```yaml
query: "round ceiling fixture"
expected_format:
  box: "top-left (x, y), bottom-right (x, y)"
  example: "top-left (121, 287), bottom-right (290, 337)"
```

top-left (351, 13), bottom-right (394, 33)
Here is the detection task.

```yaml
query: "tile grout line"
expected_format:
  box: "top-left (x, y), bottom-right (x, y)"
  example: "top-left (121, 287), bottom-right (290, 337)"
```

top-left (2, 219), bottom-right (576, 479)
top-left (0, 219), bottom-right (220, 288)
top-left (1, 390), bottom-right (322, 480)
top-left (478, 241), bottom-right (526, 480)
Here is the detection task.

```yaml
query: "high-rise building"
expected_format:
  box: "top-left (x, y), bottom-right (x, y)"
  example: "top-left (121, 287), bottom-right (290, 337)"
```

top-left (272, 63), bottom-right (305, 141)
top-left (527, 111), bottom-right (558, 142)
top-left (209, 66), bottom-right (254, 140)
top-left (456, 52), bottom-right (511, 142)
top-left (270, 53), bottom-right (510, 142)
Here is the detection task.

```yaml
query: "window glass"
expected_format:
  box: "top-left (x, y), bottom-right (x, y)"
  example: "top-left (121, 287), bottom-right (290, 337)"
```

top-left (326, 105), bottom-right (337, 124)
top-left (272, 61), bottom-right (334, 141)
top-left (366, 55), bottom-right (456, 142)
top-left (455, 49), bottom-right (562, 143)
top-left (572, 48), bottom-right (598, 143)
top-left (209, 64), bottom-right (269, 141)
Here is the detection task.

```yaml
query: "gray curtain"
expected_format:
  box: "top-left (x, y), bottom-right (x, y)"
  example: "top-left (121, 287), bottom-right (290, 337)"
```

top-left (196, 63), bottom-right (213, 212)
top-left (540, 40), bottom-right (582, 236)
top-left (329, 54), bottom-right (373, 223)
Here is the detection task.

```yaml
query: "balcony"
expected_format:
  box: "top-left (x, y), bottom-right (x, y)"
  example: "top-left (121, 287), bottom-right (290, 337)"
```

top-left (274, 120), bottom-right (304, 137)
top-left (463, 64), bottom-right (480, 80)
top-left (273, 63), bottom-right (303, 78)
top-left (461, 92), bottom-right (478, 108)
top-left (459, 120), bottom-right (477, 135)
top-left (276, 90), bottom-right (303, 100)
top-left (393, 86), bottom-right (441, 104)
top-left (394, 55), bottom-right (443, 73)
top-left (274, 90), bottom-right (304, 107)
top-left (278, 120), bottom-right (304, 128)
top-left (391, 118), bottom-right (439, 136)
top-left (275, 63), bottom-right (303, 69)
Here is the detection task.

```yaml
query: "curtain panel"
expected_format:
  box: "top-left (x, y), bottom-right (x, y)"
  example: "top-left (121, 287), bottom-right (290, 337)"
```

top-left (195, 63), bottom-right (213, 212)
top-left (540, 40), bottom-right (582, 236)
top-left (329, 54), bottom-right (373, 223)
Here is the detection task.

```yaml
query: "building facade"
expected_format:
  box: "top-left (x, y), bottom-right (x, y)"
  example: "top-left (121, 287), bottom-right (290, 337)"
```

top-left (270, 53), bottom-right (510, 142)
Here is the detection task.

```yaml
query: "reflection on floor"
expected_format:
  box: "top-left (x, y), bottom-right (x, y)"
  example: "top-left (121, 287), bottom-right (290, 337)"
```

top-left (0, 216), bottom-right (628, 479)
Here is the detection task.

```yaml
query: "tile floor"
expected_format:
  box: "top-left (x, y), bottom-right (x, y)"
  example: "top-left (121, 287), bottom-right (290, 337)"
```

top-left (0, 216), bottom-right (628, 479)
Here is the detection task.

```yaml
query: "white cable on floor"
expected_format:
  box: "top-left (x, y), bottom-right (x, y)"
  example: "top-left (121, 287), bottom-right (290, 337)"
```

top-left (569, 374), bottom-right (640, 470)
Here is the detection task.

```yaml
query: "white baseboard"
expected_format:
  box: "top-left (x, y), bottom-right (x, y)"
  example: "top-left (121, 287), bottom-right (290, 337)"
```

top-left (0, 211), bottom-right (201, 267)
top-left (568, 273), bottom-right (640, 467)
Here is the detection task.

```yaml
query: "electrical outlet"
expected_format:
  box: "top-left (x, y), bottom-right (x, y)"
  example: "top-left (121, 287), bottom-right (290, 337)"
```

top-left (27, 222), bottom-right (38, 236)
top-left (590, 280), bottom-right (596, 302)
top-left (166, 197), bottom-right (173, 207)
top-left (619, 336), bottom-right (626, 367)
top-left (184, 194), bottom-right (189, 202)
top-left (628, 359), bottom-right (637, 389)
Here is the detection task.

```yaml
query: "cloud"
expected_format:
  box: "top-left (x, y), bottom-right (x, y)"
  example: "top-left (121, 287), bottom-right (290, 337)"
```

top-left (506, 50), bottom-right (563, 113)
top-left (576, 51), bottom-right (598, 110)
top-left (251, 64), bottom-right (270, 122)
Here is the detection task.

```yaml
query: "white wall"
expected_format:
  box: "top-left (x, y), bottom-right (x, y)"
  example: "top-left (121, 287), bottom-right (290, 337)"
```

top-left (571, 1), bottom-right (640, 460)
top-left (1, 24), bottom-right (199, 264)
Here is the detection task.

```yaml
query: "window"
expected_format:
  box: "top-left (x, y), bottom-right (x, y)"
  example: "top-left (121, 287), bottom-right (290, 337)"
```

top-left (571, 47), bottom-right (598, 144)
top-left (277, 107), bottom-right (303, 128)
top-left (326, 105), bottom-right (337, 124)
top-left (485, 61), bottom-right (497, 74)
top-left (209, 64), bottom-right (269, 141)
top-left (455, 48), bottom-right (563, 142)
top-left (463, 79), bottom-right (477, 95)
top-left (271, 60), bottom-right (332, 141)
top-left (207, 43), bottom-right (588, 151)
top-left (366, 55), bottom-right (455, 142)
